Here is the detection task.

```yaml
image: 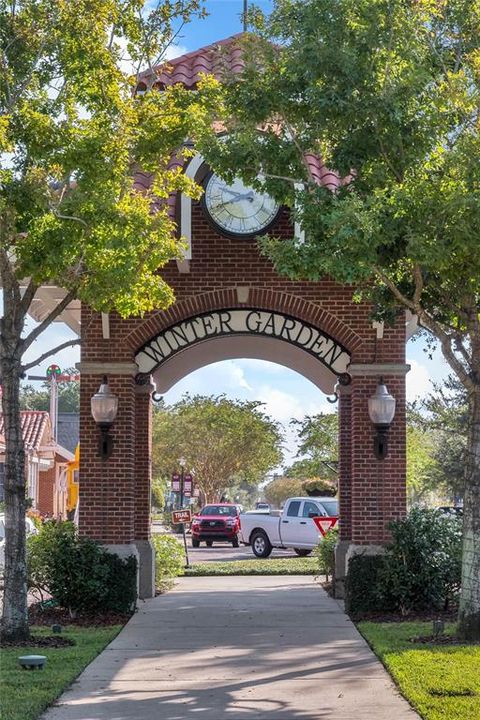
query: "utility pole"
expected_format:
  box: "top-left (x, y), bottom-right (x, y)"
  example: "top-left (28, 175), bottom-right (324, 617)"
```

top-left (243, 0), bottom-right (248, 31)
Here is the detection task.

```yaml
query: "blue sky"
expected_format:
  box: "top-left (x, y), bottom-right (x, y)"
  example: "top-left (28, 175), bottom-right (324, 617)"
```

top-left (170, 1), bottom-right (274, 52)
top-left (17, 2), bottom-right (452, 465)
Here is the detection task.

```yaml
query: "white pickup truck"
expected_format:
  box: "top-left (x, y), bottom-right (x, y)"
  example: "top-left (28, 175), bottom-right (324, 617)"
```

top-left (239, 496), bottom-right (339, 558)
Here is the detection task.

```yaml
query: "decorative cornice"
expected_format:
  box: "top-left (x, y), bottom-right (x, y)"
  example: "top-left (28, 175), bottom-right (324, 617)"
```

top-left (348, 363), bottom-right (410, 377)
top-left (76, 362), bottom-right (138, 376)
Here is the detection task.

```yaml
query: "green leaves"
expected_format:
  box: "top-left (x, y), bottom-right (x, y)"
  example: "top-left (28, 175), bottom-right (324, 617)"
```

top-left (0, 0), bottom-right (220, 318)
top-left (200, 1), bottom-right (480, 357)
top-left (152, 395), bottom-right (284, 502)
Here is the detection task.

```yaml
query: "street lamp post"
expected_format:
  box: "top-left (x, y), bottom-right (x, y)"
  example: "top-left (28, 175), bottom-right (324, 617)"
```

top-left (178, 456), bottom-right (190, 567)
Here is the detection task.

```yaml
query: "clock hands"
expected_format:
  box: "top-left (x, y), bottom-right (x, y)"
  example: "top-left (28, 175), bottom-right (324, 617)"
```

top-left (218, 186), bottom-right (255, 202)
top-left (213, 190), bottom-right (255, 212)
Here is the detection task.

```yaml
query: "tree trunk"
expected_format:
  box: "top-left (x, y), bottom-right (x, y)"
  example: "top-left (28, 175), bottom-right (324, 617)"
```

top-left (458, 384), bottom-right (480, 641)
top-left (0, 356), bottom-right (29, 641)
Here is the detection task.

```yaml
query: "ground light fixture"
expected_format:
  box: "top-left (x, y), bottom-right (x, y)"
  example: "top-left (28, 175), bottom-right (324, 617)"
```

top-left (368, 379), bottom-right (396, 460)
top-left (91, 375), bottom-right (118, 461)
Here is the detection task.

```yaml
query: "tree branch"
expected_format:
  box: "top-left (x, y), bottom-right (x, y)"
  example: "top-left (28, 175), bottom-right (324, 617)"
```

top-left (22, 288), bottom-right (78, 351)
top-left (21, 339), bottom-right (80, 373)
top-left (373, 265), bottom-right (474, 390)
top-left (19, 278), bottom-right (38, 315)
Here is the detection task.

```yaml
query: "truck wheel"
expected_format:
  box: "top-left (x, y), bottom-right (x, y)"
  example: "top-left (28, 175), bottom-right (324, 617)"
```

top-left (251, 530), bottom-right (272, 558)
top-left (294, 548), bottom-right (312, 557)
top-left (232, 535), bottom-right (239, 548)
top-left (191, 538), bottom-right (200, 548)
top-left (206, 540), bottom-right (213, 547)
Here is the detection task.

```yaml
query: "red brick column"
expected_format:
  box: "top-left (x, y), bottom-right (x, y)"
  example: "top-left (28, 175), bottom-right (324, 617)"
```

top-left (78, 370), bottom-right (136, 545)
top-left (134, 386), bottom-right (152, 541)
top-left (350, 371), bottom-right (407, 546)
top-left (133, 378), bottom-right (156, 598)
top-left (338, 386), bottom-right (352, 542)
top-left (335, 365), bottom-right (407, 596)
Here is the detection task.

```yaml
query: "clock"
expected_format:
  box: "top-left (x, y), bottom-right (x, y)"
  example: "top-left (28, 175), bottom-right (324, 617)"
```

top-left (202, 172), bottom-right (280, 238)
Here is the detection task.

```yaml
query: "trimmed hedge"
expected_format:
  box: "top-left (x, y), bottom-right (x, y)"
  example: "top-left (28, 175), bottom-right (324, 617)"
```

top-left (345, 554), bottom-right (389, 614)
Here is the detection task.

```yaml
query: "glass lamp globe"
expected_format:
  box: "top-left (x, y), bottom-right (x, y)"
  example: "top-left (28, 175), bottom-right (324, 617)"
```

top-left (368, 381), bottom-right (396, 426)
top-left (91, 376), bottom-right (118, 427)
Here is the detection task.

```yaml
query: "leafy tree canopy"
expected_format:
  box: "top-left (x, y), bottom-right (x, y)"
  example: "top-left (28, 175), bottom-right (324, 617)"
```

top-left (1, 0), bottom-right (218, 320)
top-left (152, 394), bottom-right (283, 503)
top-left (0, 0), bottom-right (217, 642)
top-left (200, 0), bottom-right (480, 640)
top-left (285, 412), bottom-right (338, 480)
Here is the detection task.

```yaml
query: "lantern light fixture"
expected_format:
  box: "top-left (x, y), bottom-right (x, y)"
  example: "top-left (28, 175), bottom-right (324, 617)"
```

top-left (91, 375), bottom-right (118, 460)
top-left (368, 379), bottom-right (396, 460)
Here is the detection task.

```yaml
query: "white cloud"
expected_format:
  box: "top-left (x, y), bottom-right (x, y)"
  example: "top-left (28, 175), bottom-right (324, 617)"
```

top-left (256, 385), bottom-right (322, 424)
top-left (235, 359), bottom-right (289, 375)
top-left (163, 44), bottom-right (189, 61)
top-left (406, 358), bottom-right (433, 402)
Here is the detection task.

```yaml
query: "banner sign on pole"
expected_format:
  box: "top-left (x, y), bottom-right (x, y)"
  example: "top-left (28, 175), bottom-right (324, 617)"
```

top-left (313, 516), bottom-right (339, 537)
top-left (184, 474), bottom-right (193, 493)
top-left (171, 473), bottom-right (180, 492)
top-left (172, 509), bottom-right (192, 524)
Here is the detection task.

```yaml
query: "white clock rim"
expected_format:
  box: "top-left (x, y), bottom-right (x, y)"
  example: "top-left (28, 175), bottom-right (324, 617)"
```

top-left (203, 173), bottom-right (281, 237)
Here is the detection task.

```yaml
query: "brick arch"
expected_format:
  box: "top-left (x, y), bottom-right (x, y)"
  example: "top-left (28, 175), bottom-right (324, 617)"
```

top-left (124, 287), bottom-right (365, 357)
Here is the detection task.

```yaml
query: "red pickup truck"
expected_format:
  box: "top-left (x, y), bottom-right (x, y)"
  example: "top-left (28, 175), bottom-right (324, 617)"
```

top-left (191, 504), bottom-right (242, 548)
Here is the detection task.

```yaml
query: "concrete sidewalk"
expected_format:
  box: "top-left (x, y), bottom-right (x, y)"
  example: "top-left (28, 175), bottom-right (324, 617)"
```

top-left (42, 576), bottom-right (419, 720)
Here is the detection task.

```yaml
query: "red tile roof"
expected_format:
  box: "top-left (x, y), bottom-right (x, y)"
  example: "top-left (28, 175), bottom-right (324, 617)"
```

top-left (138, 34), bottom-right (245, 91)
top-left (134, 35), bottom-right (344, 220)
top-left (0, 411), bottom-right (50, 451)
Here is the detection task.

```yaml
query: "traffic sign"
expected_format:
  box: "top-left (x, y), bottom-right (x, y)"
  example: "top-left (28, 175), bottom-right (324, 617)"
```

top-left (172, 509), bottom-right (192, 524)
top-left (313, 516), bottom-right (338, 537)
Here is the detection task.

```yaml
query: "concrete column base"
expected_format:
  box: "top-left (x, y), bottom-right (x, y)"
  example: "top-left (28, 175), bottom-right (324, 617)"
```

top-left (333, 540), bottom-right (350, 599)
top-left (103, 543), bottom-right (140, 600)
top-left (334, 542), bottom-right (386, 599)
top-left (134, 539), bottom-right (156, 599)
top-left (103, 541), bottom-right (155, 600)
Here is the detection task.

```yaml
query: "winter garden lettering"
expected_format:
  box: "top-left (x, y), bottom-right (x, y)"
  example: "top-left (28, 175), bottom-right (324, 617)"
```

top-left (135, 309), bottom-right (351, 375)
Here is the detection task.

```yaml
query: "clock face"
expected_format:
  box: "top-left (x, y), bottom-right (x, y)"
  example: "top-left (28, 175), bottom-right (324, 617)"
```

top-left (203, 173), bottom-right (280, 237)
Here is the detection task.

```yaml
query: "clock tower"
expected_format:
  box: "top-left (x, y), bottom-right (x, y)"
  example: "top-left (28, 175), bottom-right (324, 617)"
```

top-left (78, 35), bottom-right (409, 600)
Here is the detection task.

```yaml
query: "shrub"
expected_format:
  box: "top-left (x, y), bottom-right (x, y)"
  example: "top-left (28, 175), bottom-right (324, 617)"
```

top-left (380, 508), bottom-right (462, 614)
top-left (315, 527), bottom-right (339, 580)
top-left (28, 520), bottom-right (137, 616)
top-left (344, 508), bottom-right (462, 617)
top-left (302, 477), bottom-right (337, 497)
top-left (345, 554), bottom-right (390, 615)
top-left (151, 534), bottom-right (185, 590)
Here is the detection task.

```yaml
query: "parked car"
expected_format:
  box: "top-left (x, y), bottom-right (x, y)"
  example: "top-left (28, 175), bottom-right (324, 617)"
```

top-left (191, 504), bottom-right (242, 547)
top-left (0, 513), bottom-right (38, 570)
top-left (239, 496), bottom-right (339, 558)
top-left (255, 502), bottom-right (270, 512)
top-left (437, 506), bottom-right (463, 518)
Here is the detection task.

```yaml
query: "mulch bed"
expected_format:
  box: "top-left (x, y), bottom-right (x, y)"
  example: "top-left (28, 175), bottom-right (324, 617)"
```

top-left (319, 580), bottom-right (461, 624)
top-left (351, 607), bottom-right (459, 623)
top-left (28, 603), bottom-right (133, 628)
top-left (1, 635), bottom-right (75, 648)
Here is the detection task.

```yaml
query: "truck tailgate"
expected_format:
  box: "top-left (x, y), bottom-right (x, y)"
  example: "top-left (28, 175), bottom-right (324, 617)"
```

top-left (239, 513), bottom-right (281, 545)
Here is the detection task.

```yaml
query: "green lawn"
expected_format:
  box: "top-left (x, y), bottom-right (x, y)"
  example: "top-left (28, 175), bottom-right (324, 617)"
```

top-left (358, 621), bottom-right (480, 720)
top-left (184, 556), bottom-right (317, 575)
top-left (1, 626), bottom-right (122, 720)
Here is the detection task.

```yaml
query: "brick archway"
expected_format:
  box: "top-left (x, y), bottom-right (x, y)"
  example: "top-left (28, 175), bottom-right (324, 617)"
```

top-left (77, 37), bottom-right (408, 600)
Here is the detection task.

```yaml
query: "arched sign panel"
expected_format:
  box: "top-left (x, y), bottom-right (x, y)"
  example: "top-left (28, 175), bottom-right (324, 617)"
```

top-left (135, 309), bottom-right (351, 377)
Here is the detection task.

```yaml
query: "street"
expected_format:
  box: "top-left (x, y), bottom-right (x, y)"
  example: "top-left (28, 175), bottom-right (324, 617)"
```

top-left (151, 523), bottom-right (302, 563)
top-left (187, 543), bottom-right (297, 563)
